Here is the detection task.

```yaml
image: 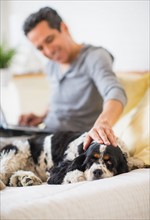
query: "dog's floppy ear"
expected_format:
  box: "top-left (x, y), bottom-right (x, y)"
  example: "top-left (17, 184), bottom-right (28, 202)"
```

top-left (107, 145), bottom-right (129, 174)
top-left (82, 156), bottom-right (90, 167)
top-left (116, 153), bottom-right (129, 174)
top-left (47, 161), bottom-right (71, 184)
top-left (67, 153), bottom-right (86, 172)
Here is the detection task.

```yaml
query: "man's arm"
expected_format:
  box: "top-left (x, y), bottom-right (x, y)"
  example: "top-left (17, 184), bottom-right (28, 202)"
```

top-left (83, 99), bottom-right (123, 150)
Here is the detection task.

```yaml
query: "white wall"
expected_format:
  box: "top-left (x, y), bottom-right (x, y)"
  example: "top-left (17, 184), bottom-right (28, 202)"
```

top-left (1, 0), bottom-right (149, 72)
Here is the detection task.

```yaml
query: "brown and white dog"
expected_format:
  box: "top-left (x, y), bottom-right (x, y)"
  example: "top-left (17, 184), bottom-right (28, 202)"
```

top-left (0, 131), bottom-right (145, 190)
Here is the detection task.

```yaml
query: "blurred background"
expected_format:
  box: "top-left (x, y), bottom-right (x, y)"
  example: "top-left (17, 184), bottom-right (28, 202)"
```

top-left (1, 0), bottom-right (149, 73)
top-left (0, 0), bottom-right (149, 124)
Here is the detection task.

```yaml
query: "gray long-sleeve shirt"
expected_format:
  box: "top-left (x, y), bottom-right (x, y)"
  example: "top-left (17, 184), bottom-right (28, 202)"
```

top-left (44, 44), bottom-right (127, 132)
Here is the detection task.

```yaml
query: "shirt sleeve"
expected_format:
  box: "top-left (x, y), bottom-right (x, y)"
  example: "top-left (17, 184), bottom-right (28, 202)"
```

top-left (88, 48), bottom-right (127, 107)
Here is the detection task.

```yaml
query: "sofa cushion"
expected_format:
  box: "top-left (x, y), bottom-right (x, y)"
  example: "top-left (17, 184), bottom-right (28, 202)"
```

top-left (114, 88), bottom-right (150, 165)
top-left (117, 72), bottom-right (149, 116)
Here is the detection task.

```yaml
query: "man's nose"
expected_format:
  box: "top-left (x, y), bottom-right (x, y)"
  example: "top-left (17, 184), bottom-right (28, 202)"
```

top-left (43, 47), bottom-right (53, 57)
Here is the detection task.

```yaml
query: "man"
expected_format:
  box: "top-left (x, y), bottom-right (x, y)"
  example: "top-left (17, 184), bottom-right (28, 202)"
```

top-left (19, 7), bottom-right (127, 150)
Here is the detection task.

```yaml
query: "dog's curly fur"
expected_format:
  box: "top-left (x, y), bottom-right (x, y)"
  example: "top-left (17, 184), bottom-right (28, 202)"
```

top-left (0, 131), bottom-right (145, 190)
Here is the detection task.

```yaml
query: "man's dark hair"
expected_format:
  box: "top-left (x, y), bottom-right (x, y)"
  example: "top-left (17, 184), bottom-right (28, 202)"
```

top-left (23, 7), bottom-right (63, 35)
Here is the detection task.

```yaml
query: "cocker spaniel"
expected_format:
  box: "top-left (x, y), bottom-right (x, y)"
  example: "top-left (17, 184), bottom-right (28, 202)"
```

top-left (0, 131), bottom-right (145, 190)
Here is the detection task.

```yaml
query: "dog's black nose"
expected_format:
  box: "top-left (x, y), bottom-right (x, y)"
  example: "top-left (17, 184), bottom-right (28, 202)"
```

top-left (93, 169), bottom-right (103, 179)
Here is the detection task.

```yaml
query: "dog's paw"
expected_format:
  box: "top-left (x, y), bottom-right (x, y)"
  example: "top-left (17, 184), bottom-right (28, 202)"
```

top-left (0, 179), bottom-right (6, 190)
top-left (9, 170), bottom-right (42, 187)
top-left (127, 157), bottom-right (145, 170)
top-left (63, 170), bottom-right (85, 184)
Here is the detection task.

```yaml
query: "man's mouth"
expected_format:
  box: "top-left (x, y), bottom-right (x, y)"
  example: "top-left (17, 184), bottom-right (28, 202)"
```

top-left (52, 50), bottom-right (61, 61)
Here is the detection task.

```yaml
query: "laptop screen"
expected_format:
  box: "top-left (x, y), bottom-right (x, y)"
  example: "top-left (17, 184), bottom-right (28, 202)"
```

top-left (0, 106), bottom-right (8, 128)
top-left (0, 105), bottom-right (50, 133)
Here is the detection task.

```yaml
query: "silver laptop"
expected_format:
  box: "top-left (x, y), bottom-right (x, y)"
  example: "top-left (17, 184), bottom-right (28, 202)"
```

top-left (0, 106), bottom-right (50, 134)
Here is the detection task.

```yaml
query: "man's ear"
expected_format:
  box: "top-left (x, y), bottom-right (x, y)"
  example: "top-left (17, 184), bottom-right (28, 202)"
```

top-left (60, 22), bottom-right (69, 32)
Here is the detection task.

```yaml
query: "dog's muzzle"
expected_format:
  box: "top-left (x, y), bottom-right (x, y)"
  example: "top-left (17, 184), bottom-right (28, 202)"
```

top-left (93, 169), bottom-right (103, 179)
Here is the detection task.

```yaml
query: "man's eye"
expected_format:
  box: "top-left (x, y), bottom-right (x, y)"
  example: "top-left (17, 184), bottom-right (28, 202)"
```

top-left (37, 46), bottom-right (43, 51)
top-left (46, 36), bottom-right (54, 43)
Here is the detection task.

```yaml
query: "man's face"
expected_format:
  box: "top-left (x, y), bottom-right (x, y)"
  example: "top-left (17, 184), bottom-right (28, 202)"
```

top-left (27, 21), bottom-right (72, 64)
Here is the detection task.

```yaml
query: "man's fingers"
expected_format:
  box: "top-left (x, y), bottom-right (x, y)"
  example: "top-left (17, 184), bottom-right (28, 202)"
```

top-left (28, 117), bottom-right (41, 126)
top-left (83, 126), bottom-right (118, 151)
top-left (96, 128), bottom-right (111, 145)
top-left (18, 113), bottom-right (36, 126)
top-left (18, 115), bottom-right (28, 125)
top-left (104, 129), bottom-right (117, 146)
top-left (83, 135), bottom-right (92, 150)
top-left (83, 129), bottom-right (104, 151)
top-left (89, 128), bottom-right (103, 143)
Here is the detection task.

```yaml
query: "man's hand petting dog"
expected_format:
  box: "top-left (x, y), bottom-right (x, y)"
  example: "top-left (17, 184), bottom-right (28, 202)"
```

top-left (83, 120), bottom-right (117, 151)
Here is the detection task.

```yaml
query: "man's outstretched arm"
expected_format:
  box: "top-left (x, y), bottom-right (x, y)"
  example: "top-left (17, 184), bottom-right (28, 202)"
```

top-left (83, 99), bottom-right (123, 150)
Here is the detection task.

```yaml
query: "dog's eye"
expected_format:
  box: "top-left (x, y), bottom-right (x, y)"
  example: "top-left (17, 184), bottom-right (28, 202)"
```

top-left (93, 153), bottom-right (100, 159)
top-left (103, 154), bottom-right (110, 160)
top-left (103, 154), bottom-right (112, 165)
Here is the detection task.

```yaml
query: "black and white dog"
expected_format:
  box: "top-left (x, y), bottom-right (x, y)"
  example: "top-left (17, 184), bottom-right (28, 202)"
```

top-left (0, 131), bottom-right (145, 190)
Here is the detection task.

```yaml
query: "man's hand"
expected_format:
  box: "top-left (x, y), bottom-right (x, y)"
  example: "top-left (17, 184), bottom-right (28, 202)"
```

top-left (83, 119), bottom-right (117, 150)
top-left (18, 113), bottom-right (45, 126)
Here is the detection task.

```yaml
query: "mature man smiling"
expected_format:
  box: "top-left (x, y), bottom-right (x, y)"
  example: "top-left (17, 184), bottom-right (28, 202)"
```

top-left (19, 7), bottom-right (127, 150)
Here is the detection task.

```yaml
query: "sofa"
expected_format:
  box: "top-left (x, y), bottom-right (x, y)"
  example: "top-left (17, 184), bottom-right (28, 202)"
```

top-left (1, 72), bottom-right (150, 220)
